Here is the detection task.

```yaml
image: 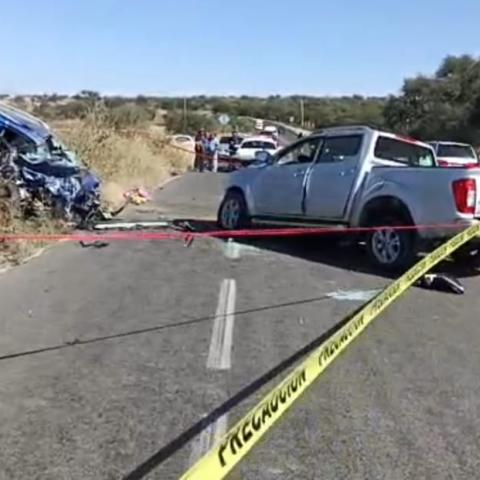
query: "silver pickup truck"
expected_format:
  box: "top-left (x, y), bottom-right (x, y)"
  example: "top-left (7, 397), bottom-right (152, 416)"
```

top-left (217, 126), bottom-right (480, 270)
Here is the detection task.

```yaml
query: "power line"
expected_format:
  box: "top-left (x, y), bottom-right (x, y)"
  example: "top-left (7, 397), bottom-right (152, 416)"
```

top-left (0, 295), bottom-right (332, 362)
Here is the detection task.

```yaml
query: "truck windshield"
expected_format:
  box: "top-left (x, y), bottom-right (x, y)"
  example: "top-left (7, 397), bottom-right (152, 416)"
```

top-left (437, 144), bottom-right (476, 159)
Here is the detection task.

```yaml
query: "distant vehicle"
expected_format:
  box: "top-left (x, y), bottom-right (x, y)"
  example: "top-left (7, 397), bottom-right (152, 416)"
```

top-left (261, 125), bottom-right (278, 135)
top-left (171, 134), bottom-right (194, 152)
top-left (218, 125), bottom-right (480, 270)
top-left (255, 119), bottom-right (264, 131)
top-left (260, 126), bottom-right (279, 144)
top-left (234, 136), bottom-right (279, 164)
top-left (218, 134), bottom-right (245, 158)
top-left (428, 141), bottom-right (479, 167)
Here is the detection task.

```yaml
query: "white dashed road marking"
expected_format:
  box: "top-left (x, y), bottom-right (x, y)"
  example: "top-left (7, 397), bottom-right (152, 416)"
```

top-left (189, 279), bottom-right (236, 466)
top-left (188, 413), bottom-right (228, 466)
top-left (207, 278), bottom-right (236, 370)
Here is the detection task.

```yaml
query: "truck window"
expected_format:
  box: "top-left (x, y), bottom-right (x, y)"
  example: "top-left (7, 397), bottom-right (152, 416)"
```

top-left (318, 135), bottom-right (362, 163)
top-left (437, 144), bottom-right (476, 159)
top-left (277, 137), bottom-right (322, 165)
top-left (374, 136), bottom-right (435, 167)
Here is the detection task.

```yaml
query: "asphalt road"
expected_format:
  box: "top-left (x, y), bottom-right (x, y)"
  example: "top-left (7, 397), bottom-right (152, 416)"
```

top-left (1, 172), bottom-right (480, 480)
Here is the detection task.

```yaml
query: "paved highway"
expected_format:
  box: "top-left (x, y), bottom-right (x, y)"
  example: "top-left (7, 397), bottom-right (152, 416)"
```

top-left (1, 172), bottom-right (480, 479)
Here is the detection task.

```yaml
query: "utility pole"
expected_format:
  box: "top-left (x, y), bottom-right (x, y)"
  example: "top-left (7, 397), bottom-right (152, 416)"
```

top-left (300, 98), bottom-right (305, 128)
top-left (183, 97), bottom-right (188, 132)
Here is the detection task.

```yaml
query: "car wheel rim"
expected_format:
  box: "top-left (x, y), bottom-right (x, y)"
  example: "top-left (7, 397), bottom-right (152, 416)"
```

top-left (371, 228), bottom-right (401, 265)
top-left (221, 198), bottom-right (241, 229)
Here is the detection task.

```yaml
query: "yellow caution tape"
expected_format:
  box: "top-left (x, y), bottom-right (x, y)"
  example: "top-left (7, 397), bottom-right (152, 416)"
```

top-left (179, 223), bottom-right (480, 480)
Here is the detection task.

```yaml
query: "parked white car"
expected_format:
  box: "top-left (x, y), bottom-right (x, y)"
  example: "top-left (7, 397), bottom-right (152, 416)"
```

top-left (428, 141), bottom-right (479, 167)
top-left (234, 136), bottom-right (279, 164)
top-left (170, 134), bottom-right (194, 152)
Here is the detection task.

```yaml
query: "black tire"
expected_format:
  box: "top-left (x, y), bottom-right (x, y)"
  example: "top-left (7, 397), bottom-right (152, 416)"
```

top-left (365, 216), bottom-right (417, 271)
top-left (217, 190), bottom-right (250, 230)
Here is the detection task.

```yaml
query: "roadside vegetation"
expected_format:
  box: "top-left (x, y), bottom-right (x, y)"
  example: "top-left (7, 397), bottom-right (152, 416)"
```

top-left (9, 55), bottom-right (480, 144)
top-left (58, 105), bottom-right (192, 206)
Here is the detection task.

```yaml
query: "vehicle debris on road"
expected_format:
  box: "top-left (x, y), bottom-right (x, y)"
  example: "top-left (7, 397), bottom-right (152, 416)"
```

top-left (92, 220), bottom-right (170, 230)
top-left (79, 240), bottom-right (110, 249)
top-left (417, 273), bottom-right (465, 294)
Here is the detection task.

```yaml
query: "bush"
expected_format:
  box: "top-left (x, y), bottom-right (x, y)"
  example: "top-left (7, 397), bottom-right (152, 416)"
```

top-left (165, 110), bottom-right (220, 134)
top-left (105, 104), bottom-right (155, 130)
top-left (61, 111), bottom-right (193, 206)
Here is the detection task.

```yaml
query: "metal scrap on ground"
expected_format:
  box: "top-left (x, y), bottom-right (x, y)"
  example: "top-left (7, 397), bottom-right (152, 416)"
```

top-left (92, 220), bottom-right (171, 230)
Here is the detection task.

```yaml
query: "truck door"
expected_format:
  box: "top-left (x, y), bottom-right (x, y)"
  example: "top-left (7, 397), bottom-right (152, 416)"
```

top-left (304, 134), bottom-right (363, 220)
top-left (253, 137), bottom-right (323, 216)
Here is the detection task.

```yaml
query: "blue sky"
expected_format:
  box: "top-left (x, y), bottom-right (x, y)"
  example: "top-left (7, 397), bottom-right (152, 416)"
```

top-left (2, 0), bottom-right (479, 96)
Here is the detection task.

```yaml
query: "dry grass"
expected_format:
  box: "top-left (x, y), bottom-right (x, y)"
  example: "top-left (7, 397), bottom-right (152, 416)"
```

top-left (61, 112), bottom-right (193, 206)
top-left (0, 203), bottom-right (67, 266)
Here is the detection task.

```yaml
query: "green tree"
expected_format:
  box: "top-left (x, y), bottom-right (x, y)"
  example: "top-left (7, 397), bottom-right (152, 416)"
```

top-left (384, 55), bottom-right (480, 143)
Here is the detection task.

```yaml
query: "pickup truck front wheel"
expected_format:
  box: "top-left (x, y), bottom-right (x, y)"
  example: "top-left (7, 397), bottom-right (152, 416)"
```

top-left (217, 190), bottom-right (250, 230)
top-left (365, 219), bottom-right (416, 271)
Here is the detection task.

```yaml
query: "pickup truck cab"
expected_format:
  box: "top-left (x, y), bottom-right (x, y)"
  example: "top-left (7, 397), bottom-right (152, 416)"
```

top-left (217, 126), bottom-right (480, 270)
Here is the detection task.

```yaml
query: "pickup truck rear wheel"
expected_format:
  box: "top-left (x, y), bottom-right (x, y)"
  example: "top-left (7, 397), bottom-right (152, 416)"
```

top-left (365, 218), bottom-right (417, 271)
top-left (217, 190), bottom-right (250, 230)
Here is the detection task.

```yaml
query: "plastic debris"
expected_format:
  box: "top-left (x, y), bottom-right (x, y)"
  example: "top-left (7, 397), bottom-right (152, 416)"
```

top-left (123, 187), bottom-right (152, 205)
top-left (171, 220), bottom-right (195, 232)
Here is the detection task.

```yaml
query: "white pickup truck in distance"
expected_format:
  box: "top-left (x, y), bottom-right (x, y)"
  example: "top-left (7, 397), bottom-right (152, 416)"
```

top-left (217, 126), bottom-right (480, 270)
top-left (428, 141), bottom-right (479, 167)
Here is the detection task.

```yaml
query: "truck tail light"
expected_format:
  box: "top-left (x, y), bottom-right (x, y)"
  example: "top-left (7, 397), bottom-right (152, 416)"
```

top-left (452, 178), bottom-right (477, 214)
top-left (437, 159), bottom-right (451, 167)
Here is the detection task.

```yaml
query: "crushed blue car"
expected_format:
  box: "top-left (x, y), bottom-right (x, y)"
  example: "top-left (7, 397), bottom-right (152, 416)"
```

top-left (0, 103), bottom-right (103, 226)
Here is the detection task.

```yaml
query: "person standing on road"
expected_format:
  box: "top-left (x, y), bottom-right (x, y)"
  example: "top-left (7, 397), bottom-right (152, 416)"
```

top-left (207, 132), bottom-right (220, 172)
top-left (194, 129), bottom-right (206, 172)
top-left (229, 129), bottom-right (240, 156)
top-left (202, 132), bottom-right (211, 171)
